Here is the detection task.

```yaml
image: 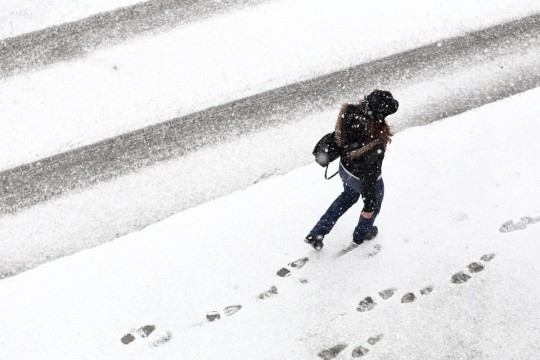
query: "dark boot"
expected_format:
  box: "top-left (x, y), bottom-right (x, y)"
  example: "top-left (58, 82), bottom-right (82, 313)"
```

top-left (353, 226), bottom-right (378, 245)
top-left (305, 234), bottom-right (324, 251)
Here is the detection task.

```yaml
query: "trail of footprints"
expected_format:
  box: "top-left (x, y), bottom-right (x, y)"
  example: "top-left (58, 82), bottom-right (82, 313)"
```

top-left (120, 325), bottom-right (173, 347)
top-left (120, 243), bottom-right (383, 345)
top-left (451, 253), bottom-right (494, 284)
top-left (500, 214), bottom-right (540, 233)
top-left (119, 213), bottom-right (521, 348)
top-left (318, 334), bottom-right (384, 359)
top-left (277, 243), bottom-right (382, 279)
top-left (259, 257), bottom-right (312, 299)
top-left (119, 253), bottom-right (313, 345)
top-left (267, 244), bottom-right (382, 301)
top-left (120, 249), bottom-right (495, 353)
top-left (120, 254), bottom-right (312, 344)
top-left (356, 253), bottom-right (496, 313)
top-left (120, 305), bottom-right (243, 346)
top-left (320, 253), bottom-right (496, 358)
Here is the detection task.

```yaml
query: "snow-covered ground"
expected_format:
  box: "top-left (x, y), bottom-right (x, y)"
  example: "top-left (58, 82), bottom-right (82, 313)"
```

top-left (0, 0), bottom-right (143, 39)
top-left (2, 2), bottom-right (540, 357)
top-left (2, 43), bottom-right (540, 278)
top-left (1, 87), bottom-right (538, 359)
top-left (2, 0), bottom-right (540, 170)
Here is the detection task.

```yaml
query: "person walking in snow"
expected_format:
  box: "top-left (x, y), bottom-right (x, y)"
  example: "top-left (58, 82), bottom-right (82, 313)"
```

top-left (305, 90), bottom-right (399, 250)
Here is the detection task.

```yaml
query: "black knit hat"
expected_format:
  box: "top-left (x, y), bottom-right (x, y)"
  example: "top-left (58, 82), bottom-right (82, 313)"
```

top-left (365, 90), bottom-right (399, 120)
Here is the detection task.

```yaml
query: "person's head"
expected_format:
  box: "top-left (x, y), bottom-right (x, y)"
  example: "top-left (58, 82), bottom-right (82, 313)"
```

top-left (358, 90), bottom-right (398, 144)
top-left (362, 89), bottom-right (399, 121)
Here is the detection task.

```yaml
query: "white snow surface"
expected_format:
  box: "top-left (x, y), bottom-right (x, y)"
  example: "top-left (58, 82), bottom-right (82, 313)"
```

top-left (1, 88), bottom-right (539, 359)
top-left (0, 0), bottom-right (143, 39)
top-left (2, 0), bottom-right (540, 170)
top-left (2, 43), bottom-right (540, 277)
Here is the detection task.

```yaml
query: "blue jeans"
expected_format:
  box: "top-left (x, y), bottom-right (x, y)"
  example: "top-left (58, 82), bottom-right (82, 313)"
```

top-left (310, 162), bottom-right (384, 241)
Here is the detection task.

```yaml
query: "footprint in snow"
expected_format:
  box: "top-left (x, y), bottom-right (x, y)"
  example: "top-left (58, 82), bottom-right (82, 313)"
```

top-left (481, 253), bottom-right (495, 262)
top-left (151, 331), bottom-right (173, 347)
top-left (343, 253), bottom-right (496, 358)
top-left (357, 288), bottom-right (397, 312)
top-left (276, 257), bottom-right (309, 277)
top-left (451, 253), bottom-right (495, 285)
top-left (366, 244), bottom-right (382, 258)
top-left (206, 305), bottom-right (243, 321)
top-left (400, 286), bottom-right (435, 304)
top-left (357, 285), bottom-right (433, 312)
top-left (357, 296), bottom-right (377, 312)
top-left (318, 344), bottom-right (348, 360)
top-left (121, 325), bottom-right (156, 345)
top-left (279, 242), bottom-right (381, 279)
top-left (351, 334), bottom-right (385, 358)
top-left (356, 253), bottom-right (495, 311)
top-left (500, 215), bottom-right (540, 233)
top-left (258, 285), bottom-right (278, 300)
top-left (318, 334), bottom-right (384, 359)
top-left (335, 243), bottom-right (382, 259)
top-left (121, 325), bottom-right (172, 347)
top-left (379, 288), bottom-right (397, 300)
top-left (260, 278), bottom-right (309, 301)
top-left (420, 286), bottom-right (433, 296)
top-left (401, 293), bottom-right (417, 304)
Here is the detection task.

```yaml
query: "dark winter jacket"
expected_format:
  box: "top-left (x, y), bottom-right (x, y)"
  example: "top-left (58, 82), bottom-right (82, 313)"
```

top-left (335, 109), bottom-right (386, 212)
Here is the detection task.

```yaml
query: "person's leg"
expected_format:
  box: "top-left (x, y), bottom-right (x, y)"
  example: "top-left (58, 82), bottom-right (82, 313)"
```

top-left (310, 182), bottom-right (360, 237)
top-left (353, 178), bottom-right (385, 241)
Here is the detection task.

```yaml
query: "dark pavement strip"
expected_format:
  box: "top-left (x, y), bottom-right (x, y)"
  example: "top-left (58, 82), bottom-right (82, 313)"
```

top-left (0, 0), bottom-right (269, 79)
top-left (1, 13), bottom-right (540, 216)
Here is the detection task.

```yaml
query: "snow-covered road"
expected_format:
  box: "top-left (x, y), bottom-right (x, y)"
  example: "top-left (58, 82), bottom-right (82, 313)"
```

top-left (1, 88), bottom-right (538, 359)
top-left (2, 0), bottom-right (540, 171)
top-left (3, 13), bottom-right (540, 217)
top-left (0, 0), bottom-right (269, 78)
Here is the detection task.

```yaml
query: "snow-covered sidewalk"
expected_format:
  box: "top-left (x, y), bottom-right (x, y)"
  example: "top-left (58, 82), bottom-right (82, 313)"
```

top-left (2, 0), bottom-right (540, 170)
top-left (1, 88), bottom-right (538, 359)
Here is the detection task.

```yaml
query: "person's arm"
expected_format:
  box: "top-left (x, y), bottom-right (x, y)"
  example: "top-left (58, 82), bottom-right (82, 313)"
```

top-left (360, 145), bottom-right (385, 215)
top-left (361, 176), bottom-right (377, 214)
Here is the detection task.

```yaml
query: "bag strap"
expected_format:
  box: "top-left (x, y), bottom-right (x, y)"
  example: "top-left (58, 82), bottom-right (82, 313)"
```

top-left (336, 109), bottom-right (385, 160)
top-left (325, 165), bottom-right (339, 180)
top-left (324, 139), bottom-right (383, 180)
top-left (346, 139), bottom-right (383, 160)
